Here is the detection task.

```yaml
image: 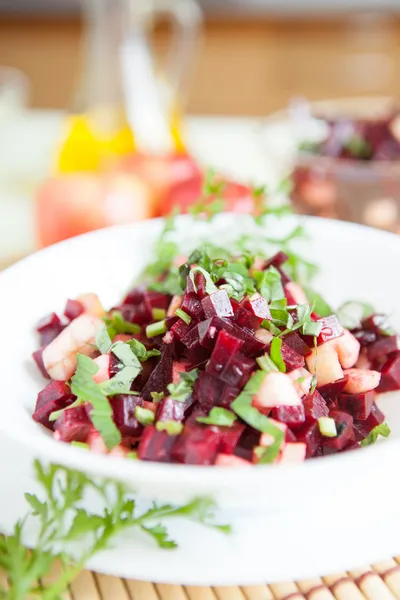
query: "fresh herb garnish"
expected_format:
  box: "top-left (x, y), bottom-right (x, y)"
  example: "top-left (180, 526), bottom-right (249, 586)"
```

top-left (168, 369), bottom-right (199, 403)
top-left (103, 311), bottom-right (140, 339)
top-left (151, 391), bottom-right (165, 403)
top-left (126, 338), bottom-right (161, 361)
top-left (303, 287), bottom-right (332, 317)
top-left (344, 135), bottom-right (372, 159)
top-left (156, 420), bottom-right (184, 435)
top-left (360, 423), bottom-right (391, 447)
top-left (270, 337), bottom-right (286, 373)
top-left (336, 301), bottom-right (375, 330)
top-left (146, 320), bottom-right (167, 338)
top-left (152, 308), bottom-right (166, 321)
top-left (0, 460), bottom-right (230, 599)
top-left (196, 407), bottom-right (237, 427)
top-left (134, 406), bottom-right (155, 426)
top-left (253, 266), bottom-right (284, 302)
top-left (189, 266), bottom-right (218, 295)
top-left (231, 372), bottom-right (285, 458)
top-left (256, 353), bottom-right (279, 373)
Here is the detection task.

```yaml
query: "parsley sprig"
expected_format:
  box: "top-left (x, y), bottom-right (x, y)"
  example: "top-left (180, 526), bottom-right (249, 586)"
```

top-left (0, 461), bottom-right (230, 599)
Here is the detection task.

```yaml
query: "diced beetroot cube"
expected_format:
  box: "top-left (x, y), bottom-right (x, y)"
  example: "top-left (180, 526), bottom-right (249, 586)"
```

top-left (198, 317), bottom-right (220, 350)
top-left (33, 381), bottom-right (75, 430)
top-left (141, 345), bottom-right (173, 400)
top-left (219, 385), bottom-right (240, 408)
top-left (234, 427), bottom-right (261, 461)
top-left (122, 286), bottom-right (145, 306)
top-left (170, 318), bottom-right (191, 341)
top-left (234, 304), bottom-right (260, 330)
top-left (209, 351), bottom-right (254, 388)
top-left (206, 329), bottom-right (243, 374)
top-left (181, 325), bottom-right (200, 350)
top-left (361, 314), bottom-right (389, 335)
top-left (32, 347), bottom-right (50, 379)
top-left (377, 355), bottom-right (400, 392)
top-left (186, 272), bottom-right (207, 299)
top-left (323, 410), bottom-right (354, 452)
top-left (279, 342), bottom-right (305, 371)
top-left (353, 329), bottom-right (378, 347)
top-left (295, 422), bottom-right (321, 457)
top-left (144, 290), bottom-right (169, 314)
top-left (344, 441), bottom-right (360, 451)
top-left (36, 312), bottom-right (64, 346)
top-left (111, 394), bottom-right (143, 437)
top-left (283, 332), bottom-right (311, 357)
top-left (303, 390), bottom-right (329, 422)
top-left (338, 391), bottom-right (375, 420)
top-left (199, 316), bottom-right (266, 357)
top-left (64, 299), bottom-right (84, 321)
top-left (117, 303), bottom-right (149, 325)
top-left (241, 294), bottom-right (271, 324)
top-left (186, 345), bottom-right (210, 371)
top-left (367, 336), bottom-right (400, 361)
top-left (318, 377), bottom-right (349, 399)
top-left (193, 372), bottom-right (224, 409)
top-left (286, 428), bottom-right (297, 442)
top-left (353, 403), bottom-right (385, 441)
top-left (172, 426), bottom-right (221, 465)
top-left (138, 426), bottom-right (177, 462)
top-left (317, 315), bottom-right (344, 344)
top-left (202, 289), bottom-right (234, 319)
top-left (54, 405), bottom-right (92, 443)
top-left (181, 293), bottom-right (204, 320)
top-left (156, 395), bottom-right (194, 422)
top-left (215, 422), bottom-right (245, 454)
top-left (271, 405), bottom-right (306, 429)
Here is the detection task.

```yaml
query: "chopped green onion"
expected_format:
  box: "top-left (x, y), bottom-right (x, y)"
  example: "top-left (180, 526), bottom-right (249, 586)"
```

top-left (126, 451), bottom-right (138, 460)
top-left (175, 308), bottom-right (192, 325)
top-left (134, 406), bottom-right (155, 426)
top-left (256, 353), bottom-right (279, 373)
top-left (151, 391), bottom-right (165, 403)
top-left (318, 417), bottom-right (337, 438)
top-left (152, 308), bottom-right (166, 321)
top-left (146, 320), bottom-right (167, 338)
top-left (156, 420), bottom-right (184, 435)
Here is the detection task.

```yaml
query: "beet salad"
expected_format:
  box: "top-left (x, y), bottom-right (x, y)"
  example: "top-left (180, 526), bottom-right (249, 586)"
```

top-left (31, 225), bottom-right (398, 466)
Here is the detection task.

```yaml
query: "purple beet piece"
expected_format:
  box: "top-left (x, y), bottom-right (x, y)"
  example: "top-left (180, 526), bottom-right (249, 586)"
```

top-left (117, 303), bottom-right (149, 325)
top-left (181, 293), bottom-right (204, 320)
top-left (186, 272), bottom-right (207, 299)
top-left (271, 405), bottom-right (306, 429)
top-left (317, 315), bottom-right (344, 344)
top-left (323, 410), bottom-right (354, 452)
top-left (186, 346), bottom-right (210, 371)
top-left (367, 336), bottom-right (400, 361)
top-left (361, 313), bottom-right (390, 335)
top-left (138, 426), bottom-right (177, 462)
top-left (111, 394), bottom-right (143, 437)
top-left (219, 385), bottom-right (240, 408)
top-left (241, 294), bottom-right (271, 324)
top-left (54, 405), bottom-right (92, 443)
top-left (122, 285), bottom-right (146, 306)
top-left (33, 381), bottom-right (75, 430)
top-left (32, 347), bottom-right (50, 379)
top-left (234, 304), bottom-right (260, 330)
top-left (205, 329), bottom-right (243, 379)
top-left (64, 299), bottom-right (84, 321)
top-left (337, 391), bottom-right (374, 420)
top-left (280, 342), bottom-right (305, 371)
top-left (181, 325), bottom-right (200, 350)
top-left (303, 390), bottom-right (329, 423)
top-left (141, 345), bottom-right (173, 400)
top-left (36, 312), bottom-right (64, 346)
top-left (157, 395), bottom-right (195, 422)
top-left (283, 332), bottom-right (311, 357)
top-left (215, 422), bottom-right (245, 454)
top-left (198, 316), bottom-right (266, 357)
top-left (295, 422), bottom-right (321, 457)
top-left (286, 428), bottom-right (297, 442)
top-left (172, 425), bottom-right (221, 465)
top-left (353, 403), bottom-right (385, 441)
top-left (344, 440), bottom-right (360, 451)
top-left (318, 377), bottom-right (349, 399)
top-left (170, 318), bottom-right (191, 341)
top-left (352, 329), bottom-right (377, 347)
top-left (217, 352), bottom-right (255, 388)
top-left (144, 290), bottom-right (169, 313)
top-left (234, 427), bottom-right (261, 461)
top-left (202, 289), bottom-right (234, 319)
top-left (194, 372), bottom-right (225, 409)
top-left (378, 355), bottom-right (400, 392)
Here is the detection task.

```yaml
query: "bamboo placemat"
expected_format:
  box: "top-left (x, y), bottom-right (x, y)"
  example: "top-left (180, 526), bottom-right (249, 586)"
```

top-left (3, 557), bottom-right (400, 600)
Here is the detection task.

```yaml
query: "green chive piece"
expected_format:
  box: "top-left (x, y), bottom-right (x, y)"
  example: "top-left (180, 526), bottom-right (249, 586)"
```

top-left (146, 320), bottom-right (167, 338)
top-left (152, 308), bottom-right (167, 321)
top-left (318, 417), bottom-right (337, 438)
top-left (175, 308), bottom-right (192, 325)
top-left (256, 353), bottom-right (279, 373)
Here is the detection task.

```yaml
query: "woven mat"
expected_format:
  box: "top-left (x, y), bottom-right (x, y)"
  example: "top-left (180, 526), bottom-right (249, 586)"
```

top-left (3, 559), bottom-right (400, 600)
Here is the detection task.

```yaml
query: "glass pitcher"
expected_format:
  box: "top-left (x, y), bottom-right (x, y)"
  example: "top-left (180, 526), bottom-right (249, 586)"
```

top-left (57, 0), bottom-right (202, 173)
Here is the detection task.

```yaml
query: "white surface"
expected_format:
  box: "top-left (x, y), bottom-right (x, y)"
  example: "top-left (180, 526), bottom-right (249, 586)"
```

top-left (1, 214), bottom-right (400, 583)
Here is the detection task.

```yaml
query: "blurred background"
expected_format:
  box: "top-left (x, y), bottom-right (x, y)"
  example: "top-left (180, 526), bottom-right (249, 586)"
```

top-left (2, 0), bottom-right (400, 266)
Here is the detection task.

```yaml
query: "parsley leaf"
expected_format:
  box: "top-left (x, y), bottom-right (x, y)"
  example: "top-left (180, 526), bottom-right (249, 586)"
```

top-left (270, 337), bottom-right (286, 373)
top-left (168, 369), bottom-right (199, 402)
top-left (254, 266), bottom-right (284, 302)
top-left (126, 338), bottom-right (161, 362)
top-left (360, 423), bottom-right (391, 447)
top-left (303, 287), bottom-right (332, 317)
top-left (196, 407), bottom-right (237, 427)
top-left (336, 301), bottom-right (375, 330)
top-left (189, 266), bottom-right (218, 294)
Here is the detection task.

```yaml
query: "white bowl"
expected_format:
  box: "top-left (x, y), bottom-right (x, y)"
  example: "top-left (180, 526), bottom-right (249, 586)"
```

top-left (2, 214), bottom-right (400, 583)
